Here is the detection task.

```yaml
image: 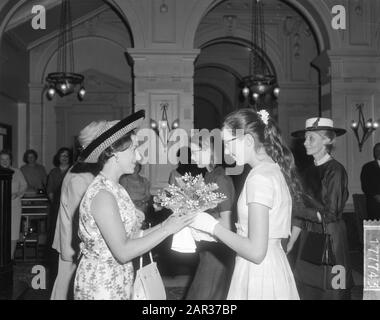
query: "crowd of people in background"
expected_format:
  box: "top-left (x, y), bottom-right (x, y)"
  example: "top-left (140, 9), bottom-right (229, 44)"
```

top-left (0, 109), bottom-right (379, 300)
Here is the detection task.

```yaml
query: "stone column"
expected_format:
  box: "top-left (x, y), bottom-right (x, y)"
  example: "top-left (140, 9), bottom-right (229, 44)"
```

top-left (128, 49), bottom-right (199, 193)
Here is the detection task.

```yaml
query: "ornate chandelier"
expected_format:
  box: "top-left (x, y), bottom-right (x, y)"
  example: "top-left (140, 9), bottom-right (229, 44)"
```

top-left (241, 0), bottom-right (279, 107)
top-left (45, 0), bottom-right (85, 100)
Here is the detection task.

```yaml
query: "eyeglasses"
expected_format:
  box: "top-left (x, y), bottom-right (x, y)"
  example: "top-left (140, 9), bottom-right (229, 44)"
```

top-left (191, 147), bottom-right (202, 153)
top-left (223, 136), bottom-right (239, 147)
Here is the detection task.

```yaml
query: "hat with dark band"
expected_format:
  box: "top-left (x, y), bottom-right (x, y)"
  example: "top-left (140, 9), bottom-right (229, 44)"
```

top-left (79, 110), bottom-right (145, 163)
top-left (291, 117), bottom-right (346, 138)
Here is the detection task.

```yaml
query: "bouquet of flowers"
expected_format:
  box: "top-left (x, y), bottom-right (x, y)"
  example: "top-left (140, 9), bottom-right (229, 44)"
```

top-left (154, 173), bottom-right (226, 216)
top-left (154, 173), bottom-right (227, 253)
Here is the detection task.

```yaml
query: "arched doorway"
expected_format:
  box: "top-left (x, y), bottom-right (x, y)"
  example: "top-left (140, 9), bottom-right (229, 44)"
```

top-left (195, 37), bottom-right (279, 121)
top-left (191, 0), bottom-right (329, 187)
top-left (0, 0), bottom-right (135, 168)
top-left (186, 0), bottom-right (335, 122)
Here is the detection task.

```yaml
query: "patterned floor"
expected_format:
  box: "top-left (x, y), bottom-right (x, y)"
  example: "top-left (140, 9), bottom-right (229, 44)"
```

top-left (9, 212), bottom-right (365, 300)
top-left (11, 260), bottom-right (190, 300)
top-left (9, 250), bottom-right (364, 300)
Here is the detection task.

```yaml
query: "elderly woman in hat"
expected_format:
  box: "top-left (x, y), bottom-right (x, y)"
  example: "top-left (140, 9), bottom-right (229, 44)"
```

top-left (73, 111), bottom-right (196, 300)
top-left (288, 117), bottom-right (354, 300)
top-left (50, 121), bottom-right (104, 300)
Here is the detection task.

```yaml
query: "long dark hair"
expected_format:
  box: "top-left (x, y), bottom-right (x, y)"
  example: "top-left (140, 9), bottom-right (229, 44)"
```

top-left (223, 108), bottom-right (302, 201)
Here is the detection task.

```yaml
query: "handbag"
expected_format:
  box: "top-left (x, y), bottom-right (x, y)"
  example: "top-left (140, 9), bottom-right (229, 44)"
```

top-left (300, 215), bottom-right (336, 266)
top-left (133, 251), bottom-right (166, 300)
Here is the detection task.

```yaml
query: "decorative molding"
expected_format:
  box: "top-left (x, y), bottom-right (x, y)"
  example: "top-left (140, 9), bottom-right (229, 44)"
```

top-left (283, 16), bottom-right (311, 60)
top-left (223, 15), bottom-right (237, 36)
top-left (128, 49), bottom-right (200, 57)
top-left (135, 79), bottom-right (193, 93)
top-left (129, 50), bottom-right (199, 79)
top-left (84, 16), bottom-right (100, 36)
top-left (204, 2), bottom-right (295, 16)
top-left (27, 5), bottom-right (110, 50)
top-left (82, 69), bottom-right (130, 91)
top-left (5, 0), bottom-right (61, 31)
top-left (329, 56), bottom-right (380, 80)
top-left (152, 0), bottom-right (176, 44)
top-left (349, 0), bottom-right (370, 46)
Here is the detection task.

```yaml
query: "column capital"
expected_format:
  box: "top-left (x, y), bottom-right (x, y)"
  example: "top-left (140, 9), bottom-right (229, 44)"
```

top-left (127, 49), bottom-right (200, 79)
top-left (127, 48), bottom-right (200, 60)
top-left (327, 50), bottom-right (380, 82)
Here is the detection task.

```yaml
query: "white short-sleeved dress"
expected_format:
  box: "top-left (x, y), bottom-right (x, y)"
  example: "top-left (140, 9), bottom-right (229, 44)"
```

top-left (227, 162), bottom-right (299, 300)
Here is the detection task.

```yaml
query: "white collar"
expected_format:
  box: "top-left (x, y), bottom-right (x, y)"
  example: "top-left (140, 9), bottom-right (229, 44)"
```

top-left (314, 153), bottom-right (332, 166)
top-left (377, 160), bottom-right (380, 167)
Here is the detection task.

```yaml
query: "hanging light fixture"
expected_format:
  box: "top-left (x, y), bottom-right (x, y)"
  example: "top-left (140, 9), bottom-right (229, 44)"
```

top-left (45, 0), bottom-right (85, 100)
top-left (150, 103), bottom-right (180, 147)
top-left (160, 0), bottom-right (169, 13)
top-left (240, 0), bottom-right (279, 108)
top-left (351, 103), bottom-right (379, 152)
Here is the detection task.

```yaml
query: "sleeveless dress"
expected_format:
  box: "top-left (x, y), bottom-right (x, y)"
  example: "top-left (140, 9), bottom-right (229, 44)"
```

top-left (227, 162), bottom-right (299, 300)
top-left (74, 174), bottom-right (145, 300)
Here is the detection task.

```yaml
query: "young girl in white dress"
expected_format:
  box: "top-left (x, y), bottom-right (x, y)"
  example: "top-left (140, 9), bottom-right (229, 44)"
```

top-left (191, 108), bottom-right (300, 300)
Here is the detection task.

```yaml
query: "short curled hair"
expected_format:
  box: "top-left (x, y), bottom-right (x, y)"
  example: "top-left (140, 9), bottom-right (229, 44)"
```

top-left (53, 147), bottom-right (73, 167)
top-left (97, 130), bottom-right (135, 168)
top-left (0, 149), bottom-right (12, 164)
top-left (23, 149), bottom-right (38, 164)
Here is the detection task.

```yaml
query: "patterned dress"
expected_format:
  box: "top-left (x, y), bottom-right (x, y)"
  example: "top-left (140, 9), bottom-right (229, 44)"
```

top-left (74, 174), bottom-right (145, 300)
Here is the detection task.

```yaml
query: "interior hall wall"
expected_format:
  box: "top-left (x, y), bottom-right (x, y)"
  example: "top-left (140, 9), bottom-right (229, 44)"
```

top-left (0, 37), bottom-right (29, 167)
top-left (28, 11), bottom-right (133, 171)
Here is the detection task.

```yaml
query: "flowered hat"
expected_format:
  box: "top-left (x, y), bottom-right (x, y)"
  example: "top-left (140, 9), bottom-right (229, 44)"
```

top-left (79, 110), bottom-right (145, 163)
top-left (291, 117), bottom-right (346, 138)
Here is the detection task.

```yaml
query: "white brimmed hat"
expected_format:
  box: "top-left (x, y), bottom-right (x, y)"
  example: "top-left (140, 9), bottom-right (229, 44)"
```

top-left (79, 110), bottom-right (145, 163)
top-left (291, 117), bottom-right (346, 138)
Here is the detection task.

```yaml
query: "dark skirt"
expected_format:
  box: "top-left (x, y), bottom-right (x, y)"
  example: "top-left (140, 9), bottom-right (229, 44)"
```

top-left (294, 219), bottom-right (354, 300)
top-left (185, 241), bottom-right (235, 300)
top-left (367, 197), bottom-right (380, 220)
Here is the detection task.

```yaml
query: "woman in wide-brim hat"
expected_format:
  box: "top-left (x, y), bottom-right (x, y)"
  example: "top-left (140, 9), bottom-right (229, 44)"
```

top-left (73, 110), bottom-right (196, 300)
top-left (287, 117), bottom-right (354, 300)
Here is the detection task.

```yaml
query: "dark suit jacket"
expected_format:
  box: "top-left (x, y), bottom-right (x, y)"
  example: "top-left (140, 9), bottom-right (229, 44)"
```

top-left (361, 160), bottom-right (380, 219)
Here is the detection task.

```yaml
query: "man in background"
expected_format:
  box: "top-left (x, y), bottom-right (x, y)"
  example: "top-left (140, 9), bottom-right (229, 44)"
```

top-left (361, 143), bottom-right (380, 220)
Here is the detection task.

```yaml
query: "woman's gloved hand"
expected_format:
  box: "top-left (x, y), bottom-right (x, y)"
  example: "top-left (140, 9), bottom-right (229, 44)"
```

top-left (190, 212), bottom-right (220, 235)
